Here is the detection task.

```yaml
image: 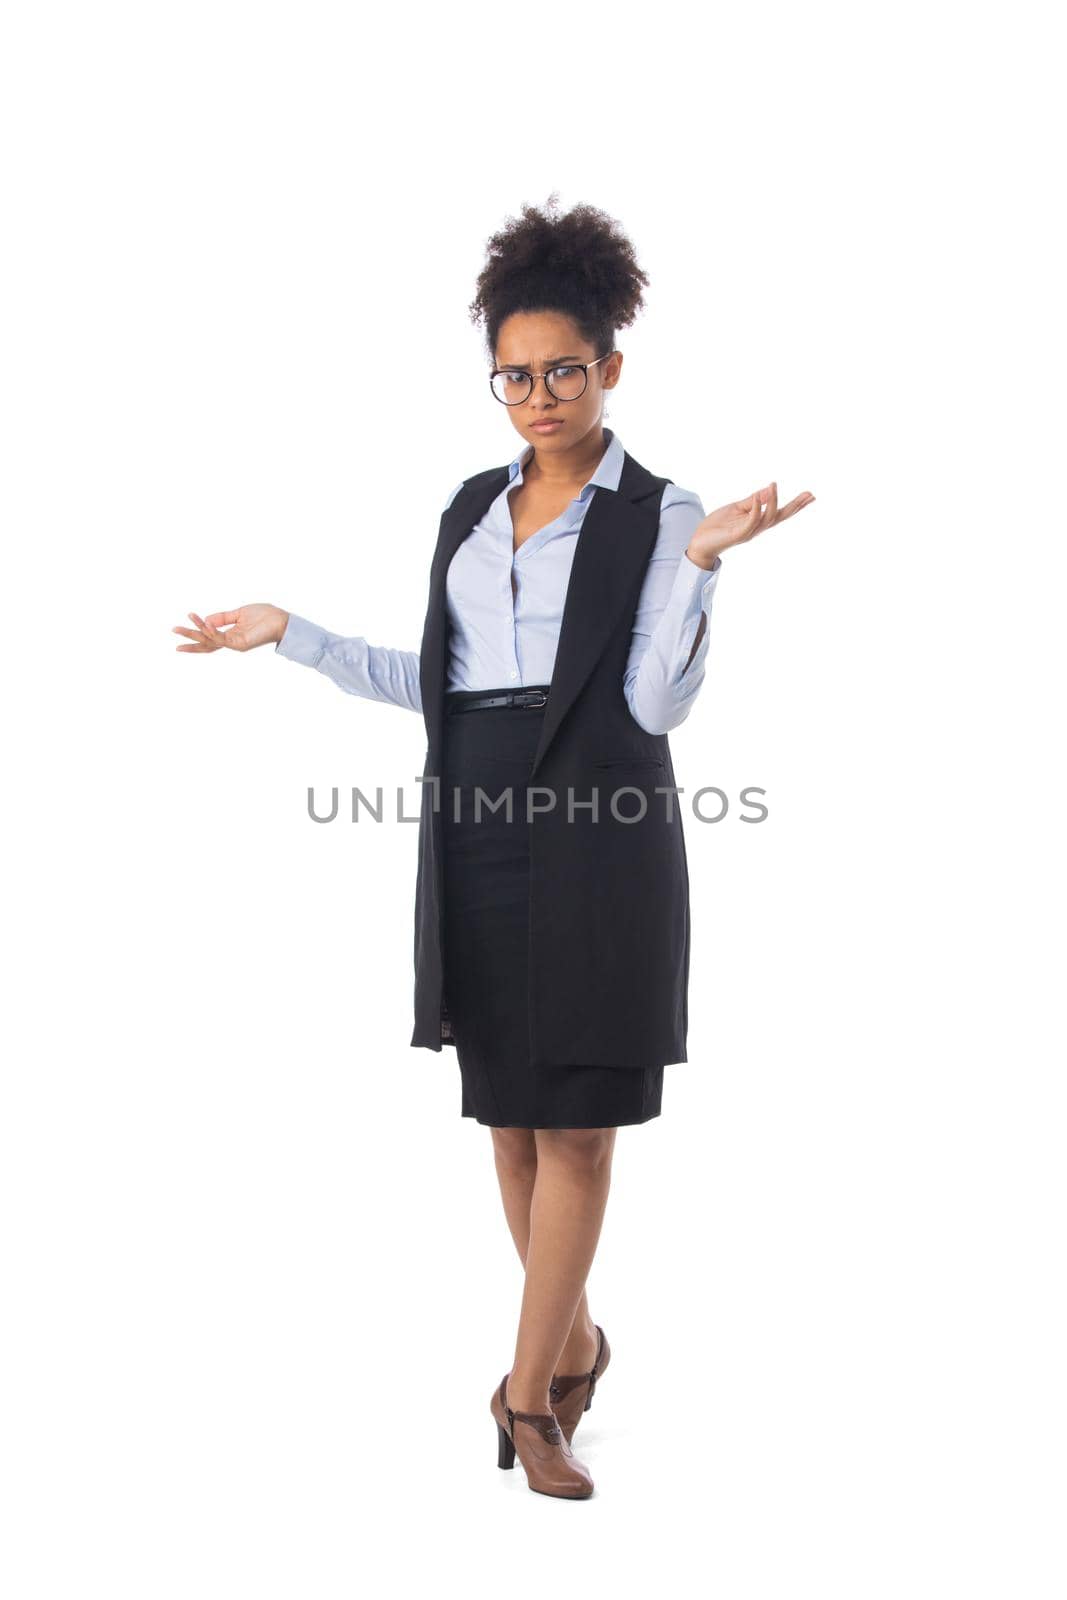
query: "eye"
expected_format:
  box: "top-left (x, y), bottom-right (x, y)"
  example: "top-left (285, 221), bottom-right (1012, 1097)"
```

top-left (551, 366), bottom-right (578, 379)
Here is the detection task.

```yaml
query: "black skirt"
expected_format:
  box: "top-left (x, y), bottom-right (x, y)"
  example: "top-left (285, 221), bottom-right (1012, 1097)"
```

top-left (441, 686), bottom-right (666, 1129)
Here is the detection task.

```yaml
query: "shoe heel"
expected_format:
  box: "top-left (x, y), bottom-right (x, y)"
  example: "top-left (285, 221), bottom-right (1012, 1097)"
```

top-left (496, 1421), bottom-right (516, 1469)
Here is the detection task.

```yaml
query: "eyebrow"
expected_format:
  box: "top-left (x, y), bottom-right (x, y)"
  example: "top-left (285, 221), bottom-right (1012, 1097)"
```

top-left (496, 355), bottom-right (583, 369)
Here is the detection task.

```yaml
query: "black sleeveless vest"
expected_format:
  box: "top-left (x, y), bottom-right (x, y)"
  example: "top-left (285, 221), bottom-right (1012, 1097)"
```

top-left (410, 443), bottom-right (693, 1070)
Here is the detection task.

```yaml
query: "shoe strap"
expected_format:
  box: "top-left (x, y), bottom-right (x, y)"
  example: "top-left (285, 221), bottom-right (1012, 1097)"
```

top-left (501, 1376), bottom-right (564, 1446)
top-left (510, 1409), bottom-right (564, 1446)
top-left (549, 1324), bottom-right (604, 1405)
top-left (549, 1371), bottom-right (590, 1402)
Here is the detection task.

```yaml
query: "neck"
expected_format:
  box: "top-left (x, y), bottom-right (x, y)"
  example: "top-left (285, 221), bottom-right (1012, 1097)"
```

top-left (525, 424), bottom-right (609, 487)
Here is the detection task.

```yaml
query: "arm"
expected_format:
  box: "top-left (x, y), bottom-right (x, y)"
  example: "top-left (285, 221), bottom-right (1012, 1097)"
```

top-left (623, 485), bottom-right (722, 736)
top-left (275, 613), bottom-right (423, 714)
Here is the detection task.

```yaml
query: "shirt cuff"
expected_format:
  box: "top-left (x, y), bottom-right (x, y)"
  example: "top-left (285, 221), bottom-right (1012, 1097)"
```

top-left (275, 612), bottom-right (329, 667)
top-left (669, 549), bottom-right (722, 619)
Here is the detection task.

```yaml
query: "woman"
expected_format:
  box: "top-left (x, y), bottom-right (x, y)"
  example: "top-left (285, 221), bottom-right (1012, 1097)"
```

top-left (173, 196), bottom-right (815, 1500)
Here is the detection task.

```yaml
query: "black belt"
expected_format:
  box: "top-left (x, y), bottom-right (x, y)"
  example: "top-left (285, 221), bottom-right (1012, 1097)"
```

top-left (447, 687), bottom-right (550, 713)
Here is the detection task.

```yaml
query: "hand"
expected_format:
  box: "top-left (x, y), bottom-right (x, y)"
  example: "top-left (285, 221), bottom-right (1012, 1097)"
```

top-left (685, 481), bottom-right (816, 570)
top-left (172, 604), bottom-right (290, 653)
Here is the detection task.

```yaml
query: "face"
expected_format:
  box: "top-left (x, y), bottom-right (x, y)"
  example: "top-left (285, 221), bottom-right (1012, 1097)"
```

top-left (492, 310), bottom-right (623, 457)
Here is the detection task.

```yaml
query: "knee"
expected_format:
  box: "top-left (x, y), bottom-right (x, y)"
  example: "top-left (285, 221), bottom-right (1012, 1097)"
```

top-left (536, 1126), bottom-right (616, 1173)
top-left (490, 1125), bottom-right (538, 1176)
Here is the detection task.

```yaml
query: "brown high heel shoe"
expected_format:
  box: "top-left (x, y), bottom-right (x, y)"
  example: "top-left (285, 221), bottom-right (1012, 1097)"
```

top-left (490, 1374), bottom-right (594, 1499)
top-left (549, 1324), bottom-right (611, 1446)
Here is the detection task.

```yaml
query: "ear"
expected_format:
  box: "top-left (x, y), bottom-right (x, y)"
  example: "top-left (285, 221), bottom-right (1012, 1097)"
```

top-left (602, 350), bottom-right (623, 390)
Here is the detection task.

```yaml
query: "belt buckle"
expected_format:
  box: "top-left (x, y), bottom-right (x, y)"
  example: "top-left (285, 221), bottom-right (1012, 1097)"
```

top-left (516, 689), bottom-right (548, 709)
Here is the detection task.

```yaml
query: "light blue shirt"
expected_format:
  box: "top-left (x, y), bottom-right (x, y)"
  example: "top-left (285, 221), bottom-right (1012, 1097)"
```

top-left (275, 427), bottom-right (721, 735)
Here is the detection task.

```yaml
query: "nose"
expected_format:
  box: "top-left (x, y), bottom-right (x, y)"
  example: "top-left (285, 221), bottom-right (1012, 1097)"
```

top-left (529, 376), bottom-right (558, 409)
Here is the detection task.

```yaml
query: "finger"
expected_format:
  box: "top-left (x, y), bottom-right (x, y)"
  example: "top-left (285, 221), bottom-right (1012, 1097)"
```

top-left (175, 641), bottom-right (214, 652)
top-left (772, 492), bottom-right (816, 524)
top-left (172, 625), bottom-right (206, 641)
top-left (742, 487), bottom-right (767, 538)
top-left (190, 610), bottom-right (226, 646)
top-left (204, 610), bottom-right (240, 627)
top-left (758, 480), bottom-right (778, 535)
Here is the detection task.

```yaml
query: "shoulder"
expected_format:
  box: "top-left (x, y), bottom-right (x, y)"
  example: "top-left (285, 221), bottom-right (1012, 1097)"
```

top-left (621, 448), bottom-right (703, 522)
top-left (659, 479), bottom-right (705, 518)
top-left (442, 462), bottom-right (508, 514)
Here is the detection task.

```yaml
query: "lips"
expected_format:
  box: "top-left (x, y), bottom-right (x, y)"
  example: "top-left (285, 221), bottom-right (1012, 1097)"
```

top-left (531, 420), bottom-right (563, 430)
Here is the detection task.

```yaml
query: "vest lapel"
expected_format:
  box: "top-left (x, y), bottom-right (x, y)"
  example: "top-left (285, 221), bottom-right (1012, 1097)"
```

top-left (528, 465), bottom-right (661, 779)
top-left (418, 451), bottom-right (663, 777)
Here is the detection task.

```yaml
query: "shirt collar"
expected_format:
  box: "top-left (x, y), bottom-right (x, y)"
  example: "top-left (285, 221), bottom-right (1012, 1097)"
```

top-left (507, 426), bottom-right (624, 499)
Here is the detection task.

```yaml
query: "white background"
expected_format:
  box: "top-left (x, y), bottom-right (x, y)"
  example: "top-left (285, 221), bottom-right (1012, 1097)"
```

top-left (2, 2), bottom-right (1063, 1596)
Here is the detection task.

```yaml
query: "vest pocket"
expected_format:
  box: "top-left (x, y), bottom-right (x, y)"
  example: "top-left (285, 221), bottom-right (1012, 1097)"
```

top-left (593, 757), bottom-right (665, 770)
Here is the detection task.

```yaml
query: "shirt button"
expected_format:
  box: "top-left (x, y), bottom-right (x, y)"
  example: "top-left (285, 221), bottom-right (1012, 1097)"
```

top-left (510, 671), bottom-right (517, 679)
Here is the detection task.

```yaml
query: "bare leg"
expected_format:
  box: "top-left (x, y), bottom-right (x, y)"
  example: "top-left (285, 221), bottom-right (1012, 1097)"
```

top-left (489, 1128), bottom-right (601, 1375)
top-left (504, 1126), bottom-right (617, 1413)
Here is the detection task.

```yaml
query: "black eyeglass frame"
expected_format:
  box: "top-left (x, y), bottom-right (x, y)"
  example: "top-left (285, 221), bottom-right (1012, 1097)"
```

top-left (487, 351), bottom-right (617, 406)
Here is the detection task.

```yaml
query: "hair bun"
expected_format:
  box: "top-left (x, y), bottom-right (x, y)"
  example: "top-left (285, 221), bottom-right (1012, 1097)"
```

top-left (469, 192), bottom-right (650, 361)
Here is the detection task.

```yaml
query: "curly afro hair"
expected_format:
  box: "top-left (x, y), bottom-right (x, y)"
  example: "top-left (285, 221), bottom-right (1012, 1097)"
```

top-left (468, 192), bottom-right (650, 364)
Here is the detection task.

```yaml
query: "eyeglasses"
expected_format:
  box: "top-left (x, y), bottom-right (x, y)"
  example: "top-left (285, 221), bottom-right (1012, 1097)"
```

top-left (488, 351), bottom-right (616, 406)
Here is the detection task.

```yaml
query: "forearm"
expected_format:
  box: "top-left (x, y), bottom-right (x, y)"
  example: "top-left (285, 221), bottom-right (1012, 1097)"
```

top-left (624, 549), bottom-right (721, 735)
top-left (275, 612), bottom-right (422, 714)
